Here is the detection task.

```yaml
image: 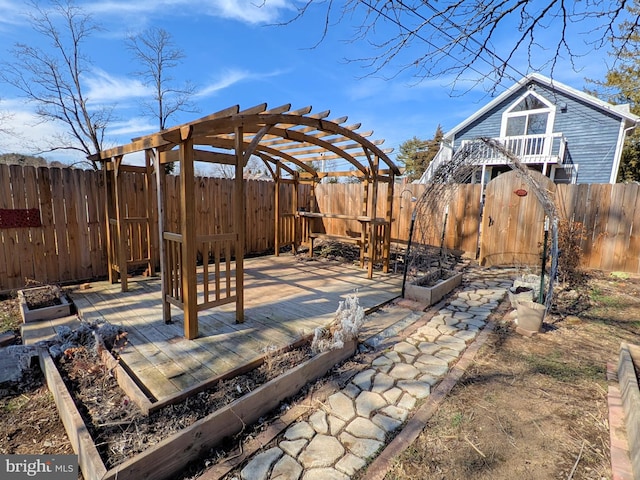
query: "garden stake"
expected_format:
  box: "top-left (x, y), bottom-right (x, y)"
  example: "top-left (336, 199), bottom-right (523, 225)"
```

top-left (439, 204), bottom-right (449, 269)
top-left (539, 216), bottom-right (549, 303)
top-left (401, 207), bottom-right (417, 298)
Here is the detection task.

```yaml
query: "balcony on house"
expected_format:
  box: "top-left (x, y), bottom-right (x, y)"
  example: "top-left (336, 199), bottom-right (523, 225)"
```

top-left (461, 133), bottom-right (568, 166)
top-left (419, 133), bottom-right (570, 184)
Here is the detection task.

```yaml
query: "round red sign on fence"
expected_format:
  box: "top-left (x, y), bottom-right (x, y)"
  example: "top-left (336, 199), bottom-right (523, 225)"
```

top-left (514, 189), bottom-right (528, 197)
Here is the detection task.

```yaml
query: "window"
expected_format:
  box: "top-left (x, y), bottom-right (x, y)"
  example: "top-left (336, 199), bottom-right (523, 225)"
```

top-left (500, 90), bottom-right (556, 156)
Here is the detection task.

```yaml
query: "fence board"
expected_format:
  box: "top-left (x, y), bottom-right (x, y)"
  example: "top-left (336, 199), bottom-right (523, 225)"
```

top-left (0, 165), bottom-right (13, 286)
top-left (73, 169), bottom-right (92, 279)
top-left (587, 184), bottom-right (612, 270)
top-left (37, 167), bottom-right (60, 283)
top-left (87, 170), bottom-right (106, 279)
top-left (580, 184), bottom-right (600, 270)
top-left (63, 168), bottom-right (81, 281)
top-left (24, 167), bottom-right (46, 283)
top-left (626, 186), bottom-right (640, 274)
top-left (607, 184), bottom-right (635, 271)
top-left (10, 165), bottom-right (35, 284)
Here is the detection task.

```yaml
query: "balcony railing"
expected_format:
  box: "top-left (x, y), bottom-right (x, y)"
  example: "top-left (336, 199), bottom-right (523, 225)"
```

top-left (418, 133), bottom-right (569, 183)
top-left (461, 133), bottom-right (568, 165)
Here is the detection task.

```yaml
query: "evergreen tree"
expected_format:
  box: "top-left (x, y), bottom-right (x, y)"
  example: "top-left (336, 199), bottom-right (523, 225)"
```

top-left (397, 125), bottom-right (443, 181)
top-left (588, 1), bottom-right (640, 182)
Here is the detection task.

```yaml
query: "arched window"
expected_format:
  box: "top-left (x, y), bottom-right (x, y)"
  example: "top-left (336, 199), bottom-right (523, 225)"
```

top-left (500, 90), bottom-right (556, 156)
top-left (501, 90), bottom-right (555, 137)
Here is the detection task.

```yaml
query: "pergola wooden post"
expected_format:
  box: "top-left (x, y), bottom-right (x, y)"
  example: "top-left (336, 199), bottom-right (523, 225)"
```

top-left (103, 161), bottom-right (115, 284)
top-left (151, 148), bottom-right (171, 324)
top-left (382, 168), bottom-right (395, 273)
top-left (234, 126), bottom-right (245, 324)
top-left (179, 126), bottom-right (199, 339)
top-left (113, 155), bottom-right (128, 291)
top-left (102, 153), bottom-right (155, 293)
top-left (93, 103), bottom-right (400, 339)
top-left (274, 163), bottom-right (281, 256)
top-left (143, 150), bottom-right (155, 277)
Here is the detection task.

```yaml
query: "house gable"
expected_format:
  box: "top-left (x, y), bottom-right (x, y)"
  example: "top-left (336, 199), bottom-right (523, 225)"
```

top-left (499, 90), bottom-right (555, 137)
top-left (448, 74), bottom-right (636, 184)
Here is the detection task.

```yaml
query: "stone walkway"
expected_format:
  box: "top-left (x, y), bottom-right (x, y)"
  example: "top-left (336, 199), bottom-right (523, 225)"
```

top-left (230, 269), bottom-right (513, 480)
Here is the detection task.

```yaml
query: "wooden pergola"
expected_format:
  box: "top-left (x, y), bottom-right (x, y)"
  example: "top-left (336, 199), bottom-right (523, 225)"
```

top-left (91, 103), bottom-right (401, 339)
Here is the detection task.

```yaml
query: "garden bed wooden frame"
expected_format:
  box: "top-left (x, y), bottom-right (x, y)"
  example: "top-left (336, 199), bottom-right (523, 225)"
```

top-left (39, 338), bottom-right (357, 480)
top-left (617, 342), bottom-right (640, 478)
top-left (404, 271), bottom-right (463, 306)
top-left (18, 286), bottom-right (73, 323)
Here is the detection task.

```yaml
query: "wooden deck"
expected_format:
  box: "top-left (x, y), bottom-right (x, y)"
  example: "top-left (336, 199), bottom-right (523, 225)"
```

top-left (72, 254), bottom-right (403, 400)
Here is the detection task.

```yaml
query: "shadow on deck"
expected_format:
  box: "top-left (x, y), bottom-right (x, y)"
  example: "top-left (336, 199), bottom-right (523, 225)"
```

top-left (69, 254), bottom-right (404, 400)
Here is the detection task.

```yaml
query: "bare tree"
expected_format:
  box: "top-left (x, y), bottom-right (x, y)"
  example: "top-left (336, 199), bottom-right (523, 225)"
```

top-left (289, 1), bottom-right (639, 91)
top-left (126, 27), bottom-right (197, 131)
top-left (1, 0), bottom-right (112, 170)
top-left (0, 99), bottom-right (14, 138)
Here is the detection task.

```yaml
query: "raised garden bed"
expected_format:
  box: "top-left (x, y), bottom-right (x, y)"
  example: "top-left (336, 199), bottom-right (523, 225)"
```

top-left (404, 269), bottom-right (463, 306)
top-left (40, 334), bottom-right (357, 480)
top-left (19, 285), bottom-right (73, 323)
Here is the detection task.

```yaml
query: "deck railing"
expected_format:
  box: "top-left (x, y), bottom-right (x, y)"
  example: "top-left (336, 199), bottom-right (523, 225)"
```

top-left (196, 233), bottom-right (236, 311)
top-left (163, 232), bottom-right (183, 305)
top-left (162, 232), bottom-right (237, 310)
top-left (108, 217), bottom-right (153, 275)
top-left (277, 213), bottom-right (297, 250)
top-left (461, 133), bottom-right (568, 165)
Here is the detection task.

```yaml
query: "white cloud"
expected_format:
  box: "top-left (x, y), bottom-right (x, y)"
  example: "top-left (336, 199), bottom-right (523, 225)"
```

top-left (196, 69), bottom-right (253, 97)
top-left (84, 0), bottom-right (294, 25)
top-left (108, 118), bottom-right (157, 137)
top-left (85, 69), bottom-right (150, 104)
top-left (206, 0), bottom-right (293, 24)
top-left (0, 1), bottom-right (24, 28)
top-left (196, 67), bottom-right (285, 97)
top-left (0, 104), bottom-right (86, 164)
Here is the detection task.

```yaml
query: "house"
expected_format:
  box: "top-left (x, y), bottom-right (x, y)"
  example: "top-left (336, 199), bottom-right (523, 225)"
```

top-left (419, 73), bottom-right (639, 185)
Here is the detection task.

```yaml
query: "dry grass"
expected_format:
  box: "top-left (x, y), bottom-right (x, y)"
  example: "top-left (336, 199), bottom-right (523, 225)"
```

top-left (385, 271), bottom-right (640, 480)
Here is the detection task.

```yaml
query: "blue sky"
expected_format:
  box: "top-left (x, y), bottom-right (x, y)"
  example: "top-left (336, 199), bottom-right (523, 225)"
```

top-left (0, 0), bottom-right (624, 169)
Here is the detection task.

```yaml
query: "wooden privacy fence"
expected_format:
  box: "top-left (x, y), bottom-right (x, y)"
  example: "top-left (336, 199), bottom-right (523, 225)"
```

top-left (0, 165), bottom-right (107, 292)
top-left (316, 181), bottom-right (640, 274)
top-left (4, 163), bottom-right (640, 292)
top-left (0, 165), bottom-right (306, 292)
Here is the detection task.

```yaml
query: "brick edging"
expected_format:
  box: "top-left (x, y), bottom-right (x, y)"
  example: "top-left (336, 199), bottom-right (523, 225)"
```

top-left (609, 385), bottom-right (634, 480)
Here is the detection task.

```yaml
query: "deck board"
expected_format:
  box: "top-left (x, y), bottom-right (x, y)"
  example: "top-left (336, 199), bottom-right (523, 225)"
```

top-left (71, 254), bottom-right (402, 400)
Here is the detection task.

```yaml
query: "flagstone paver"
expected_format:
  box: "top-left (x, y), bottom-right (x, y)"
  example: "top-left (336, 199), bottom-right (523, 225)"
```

top-left (229, 268), bottom-right (514, 479)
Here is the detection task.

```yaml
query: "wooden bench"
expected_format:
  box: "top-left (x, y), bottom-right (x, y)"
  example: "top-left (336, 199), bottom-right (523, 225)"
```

top-left (297, 212), bottom-right (391, 278)
top-left (298, 212), bottom-right (367, 257)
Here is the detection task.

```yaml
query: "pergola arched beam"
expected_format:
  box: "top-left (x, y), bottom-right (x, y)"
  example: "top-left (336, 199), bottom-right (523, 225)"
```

top-left (261, 126), bottom-right (368, 176)
top-left (253, 151), bottom-right (297, 178)
top-left (254, 152), bottom-right (279, 179)
top-left (194, 122), bottom-right (375, 177)
top-left (161, 113), bottom-right (398, 175)
top-left (243, 124), bottom-right (273, 165)
top-left (257, 124), bottom-right (368, 153)
top-left (255, 114), bottom-right (397, 174)
top-left (196, 136), bottom-right (318, 176)
top-left (274, 139), bottom-right (386, 161)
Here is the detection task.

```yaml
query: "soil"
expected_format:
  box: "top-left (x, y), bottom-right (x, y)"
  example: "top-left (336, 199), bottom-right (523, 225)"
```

top-left (55, 337), bottom-right (313, 469)
top-left (23, 285), bottom-right (64, 310)
top-left (1, 268), bottom-right (639, 480)
top-left (0, 368), bottom-right (74, 456)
